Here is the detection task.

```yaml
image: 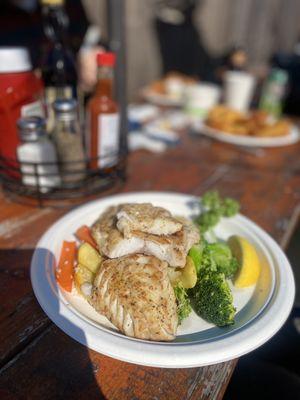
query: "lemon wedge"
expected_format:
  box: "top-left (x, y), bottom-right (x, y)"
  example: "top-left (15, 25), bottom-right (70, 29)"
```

top-left (228, 235), bottom-right (261, 288)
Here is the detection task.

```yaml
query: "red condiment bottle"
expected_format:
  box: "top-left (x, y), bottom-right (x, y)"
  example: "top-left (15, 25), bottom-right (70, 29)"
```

top-left (86, 52), bottom-right (120, 170)
top-left (0, 47), bottom-right (44, 161)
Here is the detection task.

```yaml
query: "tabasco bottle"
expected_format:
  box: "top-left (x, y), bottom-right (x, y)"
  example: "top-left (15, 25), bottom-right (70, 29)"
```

top-left (86, 52), bottom-right (120, 170)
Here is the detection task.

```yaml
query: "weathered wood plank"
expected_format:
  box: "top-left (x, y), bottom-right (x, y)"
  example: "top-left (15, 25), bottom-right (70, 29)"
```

top-left (88, 352), bottom-right (237, 400)
top-left (0, 324), bottom-right (237, 400)
top-left (0, 130), bottom-right (299, 399)
top-left (0, 208), bottom-right (65, 249)
top-left (0, 293), bottom-right (50, 368)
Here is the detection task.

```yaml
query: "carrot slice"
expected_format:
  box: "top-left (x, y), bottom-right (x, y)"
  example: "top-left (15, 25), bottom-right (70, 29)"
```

top-left (56, 241), bottom-right (76, 292)
top-left (75, 225), bottom-right (97, 248)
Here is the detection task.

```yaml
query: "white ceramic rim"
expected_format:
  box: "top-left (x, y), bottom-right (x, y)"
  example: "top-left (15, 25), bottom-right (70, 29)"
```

top-left (31, 192), bottom-right (295, 368)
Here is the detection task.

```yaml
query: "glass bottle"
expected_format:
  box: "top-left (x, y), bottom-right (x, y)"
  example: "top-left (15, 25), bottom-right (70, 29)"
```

top-left (86, 52), bottom-right (120, 170)
top-left (16, 116), bottom-right (60, 191)
top-left (52, 98), bottom-right (86, 183)
top-left (40, 0), bottom-right (77, 132)
top-left (259, 69), bottom-right (288, 119)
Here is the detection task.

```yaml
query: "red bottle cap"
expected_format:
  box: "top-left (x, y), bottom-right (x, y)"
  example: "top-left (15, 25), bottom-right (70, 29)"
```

top-left (97, 52), bottom-right (116, 67)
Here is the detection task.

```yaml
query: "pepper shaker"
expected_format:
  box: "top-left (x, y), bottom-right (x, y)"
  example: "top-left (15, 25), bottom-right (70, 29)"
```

top-left (52, 99), bottom-right (86, 184)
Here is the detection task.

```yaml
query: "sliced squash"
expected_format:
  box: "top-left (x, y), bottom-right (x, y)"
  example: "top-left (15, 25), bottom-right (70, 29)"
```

top-left (180, 256), bottom-right (197, 289)
top-left (74, 263), bottom-right (95, 287)
top-left (77, 242), bottom-right (102, 273)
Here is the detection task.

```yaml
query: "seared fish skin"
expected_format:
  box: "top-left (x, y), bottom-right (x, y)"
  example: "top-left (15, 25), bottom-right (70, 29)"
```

top-left (116, 203), bottom-right (182, 237)
top-left (91, 206), bottom-right (200, 267)
top-left (91, 254), bottom-right (178, 341)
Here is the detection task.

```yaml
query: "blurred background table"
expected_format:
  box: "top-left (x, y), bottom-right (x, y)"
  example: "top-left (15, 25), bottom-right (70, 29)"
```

top-left (0, 130), bottom-right (299, 400)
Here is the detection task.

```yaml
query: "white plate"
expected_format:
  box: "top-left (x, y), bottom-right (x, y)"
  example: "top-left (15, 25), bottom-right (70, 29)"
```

top-left (193, 121), bottom-right (300, 147)
top-left (141, 88), bottom-right (183, 107)
top-left (31, 192), bottom-right (295, 368)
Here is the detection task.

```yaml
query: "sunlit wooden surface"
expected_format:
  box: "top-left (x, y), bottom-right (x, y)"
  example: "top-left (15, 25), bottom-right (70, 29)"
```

top-left (0, 130), bottom-right (299, 400)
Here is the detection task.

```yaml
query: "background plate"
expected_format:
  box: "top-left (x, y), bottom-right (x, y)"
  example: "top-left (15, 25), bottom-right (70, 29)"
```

top-left (31, 192), bottom-right (295, 368)
top-left (193, 121), bottom-right (300, 147)
top-left (140, 88), bottom-right (183, 107)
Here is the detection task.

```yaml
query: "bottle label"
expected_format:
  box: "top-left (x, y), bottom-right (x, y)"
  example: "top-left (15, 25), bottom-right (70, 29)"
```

top-left (98, 113), bottom-right (120, 168)
top-left (21, 100), bottom-right (45, 118)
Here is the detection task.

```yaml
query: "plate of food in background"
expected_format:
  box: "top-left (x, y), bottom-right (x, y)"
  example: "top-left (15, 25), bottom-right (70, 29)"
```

top-left (140, 72), bottom-right (197, 107)
top-left (31, 192), bottom-right (295, 368)
top-left (193, 105), bottom-right (300, 147)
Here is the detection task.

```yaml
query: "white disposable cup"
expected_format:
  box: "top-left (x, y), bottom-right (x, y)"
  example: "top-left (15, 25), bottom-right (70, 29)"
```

top-left (224, 71), bottom-right (256, 112)
top-left (184, 83), bottom-right (221, 119)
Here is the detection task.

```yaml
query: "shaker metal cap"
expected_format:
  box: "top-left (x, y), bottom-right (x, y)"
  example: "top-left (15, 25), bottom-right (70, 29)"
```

top-left (53, 98), bottom-right (78, 113)
top-left (17, 116), bottom-right (46, 142)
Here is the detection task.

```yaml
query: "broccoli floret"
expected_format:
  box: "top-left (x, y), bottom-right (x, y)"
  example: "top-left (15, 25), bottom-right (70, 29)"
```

top-left (188, 244), bottom-right (204, 274)
top-left (206, 242), bottom-right (239, 278)
top-left (190, 241), bottom-right (240, 278)
top-left (224, 257), bottom-right (239, 278)
top-left (201, 244), bottom-right (217, 271)
top-left (222, 198), bottom-right (240, 217)
top-left (174, 283), bottom-right (192, 324)
top-left (190, 271), bottom-right (236, 327)
top-left (201, 190), bottom-right (221, 210)
top-left (188, 241), bottom-right (238, 326)
top-left (197, 190), bottom-right (240, 233)
top-left (197, 210), bottom-right (221, 233)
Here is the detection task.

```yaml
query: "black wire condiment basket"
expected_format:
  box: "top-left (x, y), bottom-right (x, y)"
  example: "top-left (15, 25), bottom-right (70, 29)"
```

top-left (0, 151), bottom-right (127, 207)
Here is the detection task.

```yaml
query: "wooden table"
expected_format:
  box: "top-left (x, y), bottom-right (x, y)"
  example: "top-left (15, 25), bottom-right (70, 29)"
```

top-left (0, 131), bottom-right (299, 400)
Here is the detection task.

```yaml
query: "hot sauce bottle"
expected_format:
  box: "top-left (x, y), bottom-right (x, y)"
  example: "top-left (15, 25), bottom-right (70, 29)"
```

top-left (86, 52), bottom-right (120, 170)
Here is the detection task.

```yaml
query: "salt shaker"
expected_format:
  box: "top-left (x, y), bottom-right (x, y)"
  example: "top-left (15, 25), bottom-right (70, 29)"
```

top-left (17, 116), bottom-right (61, 192)
top-left (52, 99), bottom-right (86, 183)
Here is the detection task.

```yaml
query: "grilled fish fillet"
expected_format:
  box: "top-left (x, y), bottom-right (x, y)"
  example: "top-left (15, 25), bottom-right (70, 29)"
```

top-left (90, 254), bottom-right (178, 341)
top-left (116, 203), bottom-right (182, 236)
top-left (91, 206), bottom-right (200, 267)
top-left (134, 220), bottom-right (199, 267)
top-left (91, 205), bottom-right (144, 258)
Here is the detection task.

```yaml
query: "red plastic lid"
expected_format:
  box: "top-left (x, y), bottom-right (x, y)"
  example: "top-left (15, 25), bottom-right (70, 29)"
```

top-left (97, 52), bottom-right (116, 66)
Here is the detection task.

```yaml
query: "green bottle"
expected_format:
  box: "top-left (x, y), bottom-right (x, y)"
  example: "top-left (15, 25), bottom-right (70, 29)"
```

top-left (259, 69), bottom-right (288, 119)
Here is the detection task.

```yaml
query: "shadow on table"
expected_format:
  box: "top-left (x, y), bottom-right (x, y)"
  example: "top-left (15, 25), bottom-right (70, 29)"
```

top-left (1, 247), bottom-right (106, 400)
top-left (223, 308), bottom-right (300, 400)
